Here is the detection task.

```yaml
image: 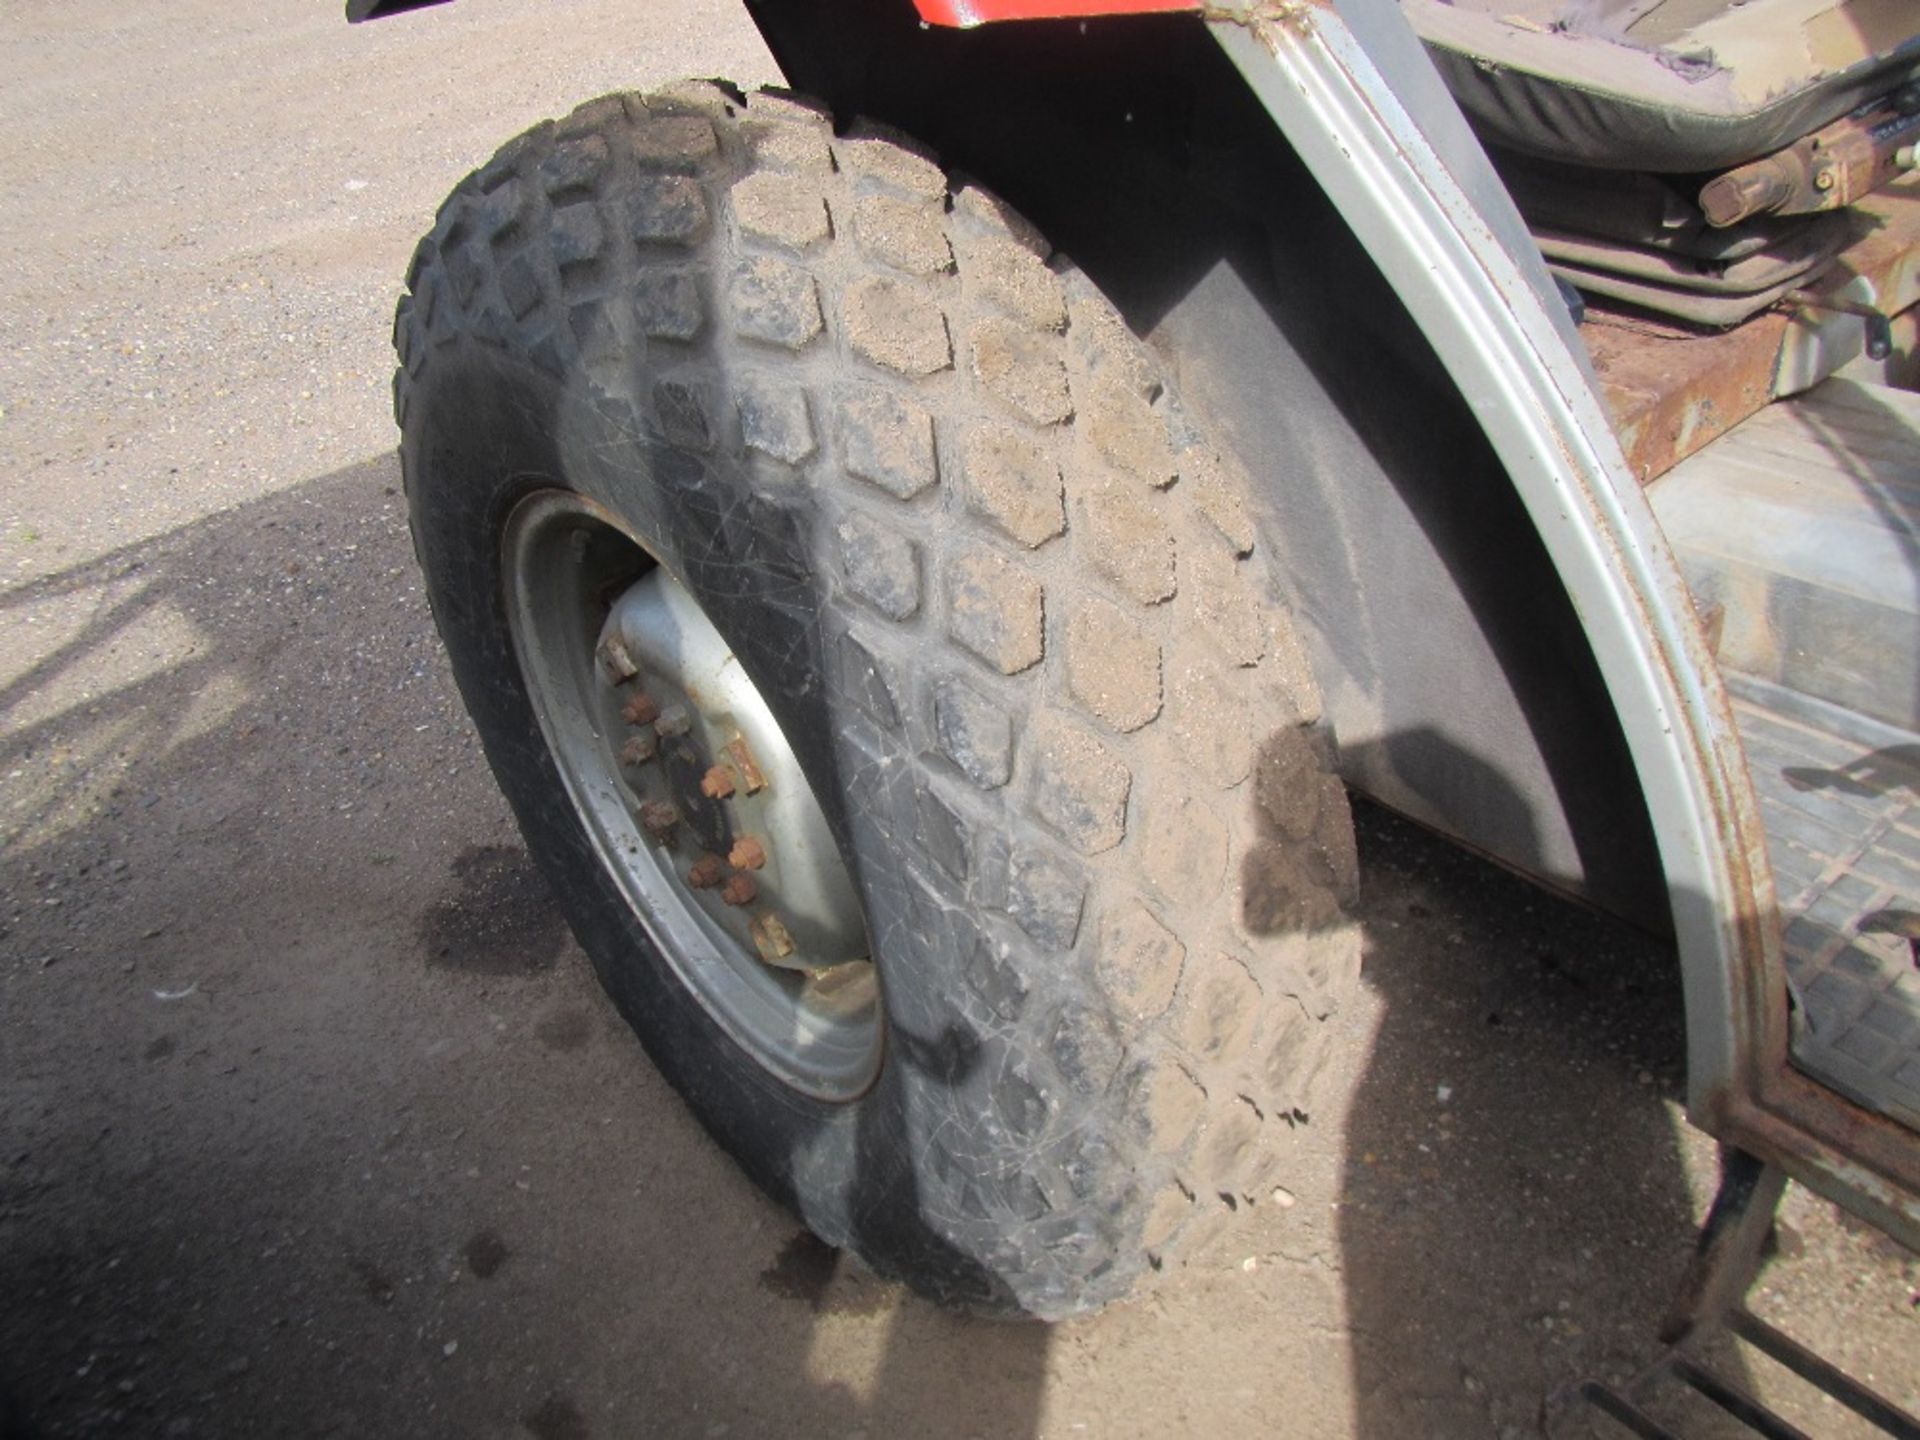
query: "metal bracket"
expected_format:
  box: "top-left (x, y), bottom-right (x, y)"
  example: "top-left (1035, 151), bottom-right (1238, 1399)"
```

top-left (1784, 289), bottom-right (1896, 362)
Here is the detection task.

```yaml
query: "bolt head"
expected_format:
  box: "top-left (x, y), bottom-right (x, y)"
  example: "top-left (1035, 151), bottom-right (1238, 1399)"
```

top-left (725, 737), bottom-right (767, 793)
top-left (620, 731), bottom-right (658, 767)
top-left (728, 836), bottom-right (767, 871)
top-left (720, 873), bottom-right (758, 907)
top-left (700, 765), bottom-right (738, 800)
top-left (622, 693), bottom-right (660, 726)
top-left (656, 704), bottom-right (692, 738)
top-left (638, 799), bottom-right (680, 842)
top-left (597, 633), bottom-right (639, 684)
top-left (751, 913), bottom-right (796, 963)
top-left (687, 854), bottom-right (725, 889)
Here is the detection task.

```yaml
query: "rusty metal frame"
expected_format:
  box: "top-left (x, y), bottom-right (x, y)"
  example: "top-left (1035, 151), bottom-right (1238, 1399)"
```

top-left (1591, 180), bottom-right (1920, 485)
top-left (1204, 0), bottom-right (1920, 1246)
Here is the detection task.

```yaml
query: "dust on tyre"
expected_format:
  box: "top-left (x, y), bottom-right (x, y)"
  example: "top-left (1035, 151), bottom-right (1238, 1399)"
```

top-left (394, 84), bottom-right (1360, 1318)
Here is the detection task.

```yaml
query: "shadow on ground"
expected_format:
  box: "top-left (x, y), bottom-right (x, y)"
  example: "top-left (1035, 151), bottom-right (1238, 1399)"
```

top-left (0, 458), bottom-right (1049, 1439)
top-left (1342, 795), bottom-right (1714, 1438)
top-left (4, 458), bottom-right (1875, 1440)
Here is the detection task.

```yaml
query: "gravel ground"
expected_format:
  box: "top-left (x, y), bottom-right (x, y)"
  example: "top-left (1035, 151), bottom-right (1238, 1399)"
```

top-left (0, 2), bottom-right (1914, 1437)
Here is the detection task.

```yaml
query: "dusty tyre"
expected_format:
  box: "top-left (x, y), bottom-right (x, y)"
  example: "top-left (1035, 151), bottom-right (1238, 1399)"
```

top-left (394, 85), bottom-right (1359, 1318)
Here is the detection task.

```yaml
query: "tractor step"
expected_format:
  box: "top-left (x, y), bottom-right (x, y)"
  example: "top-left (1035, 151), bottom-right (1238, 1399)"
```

top-left (1649, 378), bottom-right (1920, 1132)
top-left (1553, 1152), bottom-right (1920, 1440)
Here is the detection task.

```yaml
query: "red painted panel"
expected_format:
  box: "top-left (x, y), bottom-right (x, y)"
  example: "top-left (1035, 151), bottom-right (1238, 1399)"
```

top-left (915, 0), bottom-right (1203, 27)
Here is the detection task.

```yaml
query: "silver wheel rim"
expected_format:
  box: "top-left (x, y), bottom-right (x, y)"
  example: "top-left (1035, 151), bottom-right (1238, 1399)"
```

top-left (502, 490), bottom-right (882, 1101)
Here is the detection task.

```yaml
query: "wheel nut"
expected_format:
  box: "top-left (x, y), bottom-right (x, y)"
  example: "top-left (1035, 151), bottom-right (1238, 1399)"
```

top-left (686, 854), bottom-right (725, 889)
top-left (700, 765), bottom-right (737, 800)
top-left (620, 731), bottom-right (658, 766)
top-left (597, 634), bottom-right (639, 684)
top-left (725, 737), bottom-right (767, 794)
top-left (720, 873), bottom-right (757, 907)
top-left (638, 799), bottom-right (680, 842)
top-left (751, 913), bottom-right (796, 963)
top-left (622, 692), bottom-right (659, 726)
top-left (728, 836), bottom-right (766, 871)
top-left (656, 704), bottom-right (692, 738)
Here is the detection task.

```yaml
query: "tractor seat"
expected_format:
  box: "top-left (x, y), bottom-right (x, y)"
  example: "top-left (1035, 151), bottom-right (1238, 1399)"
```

top-left (1406, 0), bottom-right (1920, 174)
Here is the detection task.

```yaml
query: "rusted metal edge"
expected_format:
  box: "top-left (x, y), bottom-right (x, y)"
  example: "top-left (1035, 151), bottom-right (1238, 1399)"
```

top-left (1712, 1072), bottom-right (1920, 1254)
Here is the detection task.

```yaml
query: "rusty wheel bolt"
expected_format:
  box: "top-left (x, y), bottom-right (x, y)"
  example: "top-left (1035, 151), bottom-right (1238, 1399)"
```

top-left (728, 836), bottom-right (766, 871)
top-left (699, 765), bottom-right (737, 800)
top-left (597, 633), bottom-right (639, 684)
top-left (655, 704), bottom-right (692, 738)
top-left (751, 913), bottom-right (796, 963)
top-left (725, 737), bottom-right (767, 794)
top-left (719, 873), bottom-right (757, 907)
top-left (686, 854), bottom-right (725, 889)
top-left (619, 731), bottom-right (658, 767)
top-left (638, 799), bottom-right (680, 843)
top-left (621, 692), bottom-right (659, 726)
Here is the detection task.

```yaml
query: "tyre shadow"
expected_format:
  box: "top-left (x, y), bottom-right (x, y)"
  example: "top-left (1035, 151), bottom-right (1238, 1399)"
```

top-left (0, 458), bottom-right (1049, 1439)
top-left (1336, 751), bottom-right (1762, 1440)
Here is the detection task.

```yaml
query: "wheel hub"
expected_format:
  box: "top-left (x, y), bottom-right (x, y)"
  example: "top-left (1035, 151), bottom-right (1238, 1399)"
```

top-left (596, 565), bottom-right (868, 972)
top-left (502, 491), bottom-right (881, 1101)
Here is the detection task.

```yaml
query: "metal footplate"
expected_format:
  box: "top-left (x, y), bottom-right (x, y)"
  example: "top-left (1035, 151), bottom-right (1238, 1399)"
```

top-left (1553, 1152), bottom-right (1920, 1440)
top-left (1649, 377), bottom-right (1920, 1133)
top-left (1734, 681), bottom-right (1920, 1132)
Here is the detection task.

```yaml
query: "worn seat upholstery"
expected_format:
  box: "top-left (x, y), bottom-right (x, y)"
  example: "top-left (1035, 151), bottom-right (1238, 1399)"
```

top-left (1406, 0), bottom-right (1920, 173)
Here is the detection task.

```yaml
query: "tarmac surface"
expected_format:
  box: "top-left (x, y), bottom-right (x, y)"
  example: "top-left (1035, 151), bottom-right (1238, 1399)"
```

top-left (0, 1), bottom-right (1914, 1436)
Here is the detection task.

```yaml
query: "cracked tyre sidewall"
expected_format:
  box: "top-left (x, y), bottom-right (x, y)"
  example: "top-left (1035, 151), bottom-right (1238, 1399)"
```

top-left (395, 86), bottom-right (1361, 1319)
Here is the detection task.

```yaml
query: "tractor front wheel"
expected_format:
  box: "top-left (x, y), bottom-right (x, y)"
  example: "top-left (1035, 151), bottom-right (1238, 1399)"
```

top-left (395, 85), bottom-right (1359, 1318)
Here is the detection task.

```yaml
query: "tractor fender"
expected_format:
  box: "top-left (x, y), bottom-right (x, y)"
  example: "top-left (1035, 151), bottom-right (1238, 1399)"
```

top-left (1206, 1), bottom-right (1916, 1246)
